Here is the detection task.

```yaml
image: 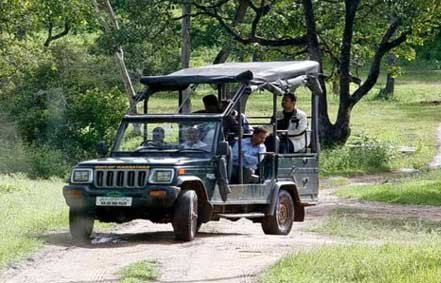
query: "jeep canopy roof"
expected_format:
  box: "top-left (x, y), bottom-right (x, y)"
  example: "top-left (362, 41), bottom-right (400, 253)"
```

top-left (140, 61), bottom-right (320, 92)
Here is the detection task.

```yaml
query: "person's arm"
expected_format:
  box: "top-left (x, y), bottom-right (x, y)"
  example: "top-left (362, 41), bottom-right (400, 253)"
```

top-left (241, 114), bottom-right (252, 133)
top-left (243, 152), bottom-right (258, 167)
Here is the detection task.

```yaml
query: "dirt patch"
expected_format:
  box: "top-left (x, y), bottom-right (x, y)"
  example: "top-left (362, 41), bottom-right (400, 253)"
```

top-left (420, 100), bottom-right (441, 105)
top-left (0, 219), bottom-right (343, 283)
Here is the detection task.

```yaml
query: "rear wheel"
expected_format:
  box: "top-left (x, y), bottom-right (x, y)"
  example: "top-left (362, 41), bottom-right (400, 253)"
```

top-left (69, 209), bottom-right (94, 243)
top-left (262, 190), bottom-right (294, 235)
top-left (172, 190), bottom-right (198, 241)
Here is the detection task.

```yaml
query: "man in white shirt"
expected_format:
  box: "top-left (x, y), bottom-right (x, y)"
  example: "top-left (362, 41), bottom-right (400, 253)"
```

top-left (276, 92), bottom-right (309, 153)
top-left (182, 127), bottom-right (208, 150)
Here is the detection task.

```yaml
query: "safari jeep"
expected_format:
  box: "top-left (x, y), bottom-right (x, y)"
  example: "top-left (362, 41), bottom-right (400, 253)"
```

top-left (63, 61), bottom-right (322, 242)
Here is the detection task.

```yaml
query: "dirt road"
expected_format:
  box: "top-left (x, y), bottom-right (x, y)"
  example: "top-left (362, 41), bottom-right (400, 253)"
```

top-left (0, 208), bottom-right (341, 283)
top-left (2, 178), bottom-right (440, 283)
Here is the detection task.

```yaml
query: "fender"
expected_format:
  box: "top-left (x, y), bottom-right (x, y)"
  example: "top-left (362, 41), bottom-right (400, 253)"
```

top-left (177, 176), bottom-right (212, 223)
top-left (267, 181), bottom-right (305, 222)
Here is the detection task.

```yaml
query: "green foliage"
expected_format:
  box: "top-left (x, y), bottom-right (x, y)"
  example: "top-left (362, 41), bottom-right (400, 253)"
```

top-left (26, 146), bottom-right (69, 179)
top-left (321, 134), bottom-right (395, 176)
top-left (119, 260), bottom-right (158, 283)
top-left (260, 241), bottom-right (441, 283)
top-left (0, 174), bottom-right (67, 268)
top-left (336, 170), bottom-right (441, 206)
top-left (64, 87), bottom-right (126, 159)
top-left (1, 38), bottom-right (127, 172)
top-left (0, 113), bottom-right (32, 175)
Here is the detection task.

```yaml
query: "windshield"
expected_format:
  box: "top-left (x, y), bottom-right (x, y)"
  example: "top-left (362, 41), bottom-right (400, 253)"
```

top-left (115, 120), bottom-right (218, 153)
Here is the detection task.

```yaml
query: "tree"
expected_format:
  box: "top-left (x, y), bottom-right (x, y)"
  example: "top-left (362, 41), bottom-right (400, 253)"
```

top-left (92, 0), bottom-right (137, 113)
top-left (192, 0), bottom-right (441, 145)
top-left (181, 0), bottom-right (192, 113)
top-left (0, 0), bottom-right (94, 46)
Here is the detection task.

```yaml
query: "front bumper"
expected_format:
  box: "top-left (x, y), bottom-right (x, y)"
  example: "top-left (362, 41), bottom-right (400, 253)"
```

top-left (63, 184), bottom-right (181, 210)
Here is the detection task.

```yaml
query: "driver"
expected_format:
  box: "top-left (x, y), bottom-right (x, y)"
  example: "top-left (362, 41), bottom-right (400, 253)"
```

top-left (182, 127), bottom-right (208, 150)
top-left (151, 127), bottom-right (165, 145)
top-left (141, 127), bottom-right (166, 147)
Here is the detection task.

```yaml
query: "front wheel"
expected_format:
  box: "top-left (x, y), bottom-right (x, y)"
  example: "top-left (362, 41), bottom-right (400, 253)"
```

top-left (69, 209), bottom-right (94, 243)
top-left (172, 190), bottom-right (198, 241)
top-left (261, 190), bottom-right (294, 235)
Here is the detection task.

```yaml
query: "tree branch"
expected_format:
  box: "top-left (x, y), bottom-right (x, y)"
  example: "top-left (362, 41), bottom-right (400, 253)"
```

top-left (351, 18), bottom-right (409, 104)
top-left (194, 2), bottom-right (307, 47)
top-left (44, 21), bottom-right (70, 47)
top-left (339, 0), bottom-right (360, 99)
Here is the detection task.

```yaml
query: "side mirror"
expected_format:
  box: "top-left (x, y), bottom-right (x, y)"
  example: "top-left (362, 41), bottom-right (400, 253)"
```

top-left (96, 141), bottom-right (108, 158)
top-left (217, 141), bottom-right (229, 156)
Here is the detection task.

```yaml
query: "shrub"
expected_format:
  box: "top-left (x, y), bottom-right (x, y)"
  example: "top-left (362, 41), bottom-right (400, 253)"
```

top-left (0, 113), bottom-right (32, 175)
top-left (26, 146), bottom-right (69, 179)
top-left (321, 134), bottom-right (395, 176)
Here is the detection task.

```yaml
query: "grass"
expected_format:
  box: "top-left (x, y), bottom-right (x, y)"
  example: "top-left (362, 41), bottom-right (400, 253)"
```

top-left (336, 170), bottom-right (441, 206)
top-left (309, 208), bottom-right (441, 241)
top-left (0, 174), bottom-right (67, 269)
top-left (119, 260), bottom-right (158, 283)
top-left (259, 241), bottom-right (441, 283)
top-left (262, 206), bottom-right (441, 283)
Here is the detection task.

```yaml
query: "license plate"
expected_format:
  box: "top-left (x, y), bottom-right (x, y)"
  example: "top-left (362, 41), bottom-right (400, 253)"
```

top-left (96, 197), bottom-right (132, 207)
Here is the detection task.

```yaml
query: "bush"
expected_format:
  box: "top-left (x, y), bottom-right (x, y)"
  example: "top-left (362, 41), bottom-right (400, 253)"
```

top-left (26, 146), bottom-right (69, 179)
top-left (321, 134), bottom-right (395, 176)
top-left (0, 113), bottom-right (32, 175)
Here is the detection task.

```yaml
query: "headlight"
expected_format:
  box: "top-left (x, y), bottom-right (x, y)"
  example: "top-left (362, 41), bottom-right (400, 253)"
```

top-left (71, 168), bottom-right (93, 183)
top-left (149, 169), bottom-right (174, 184)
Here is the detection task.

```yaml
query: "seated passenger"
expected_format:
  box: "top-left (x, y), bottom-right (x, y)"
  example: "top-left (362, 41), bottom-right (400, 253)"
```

top-left (231, 127), bottom-right (268, 183)
top-left (276, 92), bottom-right (309, 153)
top-left (194, 94), bottom-right (221, 114)
top-left (182, 127), bottom-right (208, 150)
top-left (221, 100), bottom-right (252, 143)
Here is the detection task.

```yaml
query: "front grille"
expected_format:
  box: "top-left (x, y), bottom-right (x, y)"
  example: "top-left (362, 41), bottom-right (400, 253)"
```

top-left (94, 169), bottom-right (148, 188)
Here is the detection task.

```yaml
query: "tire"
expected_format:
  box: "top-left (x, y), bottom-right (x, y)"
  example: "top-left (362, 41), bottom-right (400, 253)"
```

top-left (69, 209), bottom-right (94, 244)
top-left (261, 190), bottom-right (294, 235)
top-left (172, 190), bottom-right (198, 241)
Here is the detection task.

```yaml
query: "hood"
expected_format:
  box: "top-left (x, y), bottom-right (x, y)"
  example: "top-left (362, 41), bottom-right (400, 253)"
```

top-left (77, 157), bottom-right (211, 167)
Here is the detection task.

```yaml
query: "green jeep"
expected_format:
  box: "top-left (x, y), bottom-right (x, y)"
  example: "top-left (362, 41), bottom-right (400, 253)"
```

top-left (63, 61), bottom-right (322, 242)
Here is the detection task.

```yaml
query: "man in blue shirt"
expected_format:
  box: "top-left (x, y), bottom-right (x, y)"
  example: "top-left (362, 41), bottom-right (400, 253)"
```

top-left (232, 127), bottom-right (268, 183)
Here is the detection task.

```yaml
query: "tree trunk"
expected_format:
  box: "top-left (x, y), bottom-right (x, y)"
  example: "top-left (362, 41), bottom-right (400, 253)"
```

top-left (303, 0), bottom-right (340, 145)
top-left (378, 53), bottom-right (396, 99)
top-left (92, 0), bottom-right (137, 114)
top-left (180, 1), bottom-right (192, 113)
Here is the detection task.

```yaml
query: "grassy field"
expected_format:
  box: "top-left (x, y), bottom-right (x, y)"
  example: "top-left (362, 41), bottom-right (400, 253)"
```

top-left (0, 174), bottom-right (67, 269)
top-left (260, 241), bottom-right (441, 283)
top-left (309, 207), bottom-right (441, 241)
top-left (261, 204), bottom-right (441, 283)
top-left (336, 170), bottom-right (441, 206)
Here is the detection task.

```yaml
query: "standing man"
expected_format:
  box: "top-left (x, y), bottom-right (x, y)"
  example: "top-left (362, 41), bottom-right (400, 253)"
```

top-left (232, 127), bottom-right (268, 183)
top-left (276, 92), bottom-right (309, 153)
